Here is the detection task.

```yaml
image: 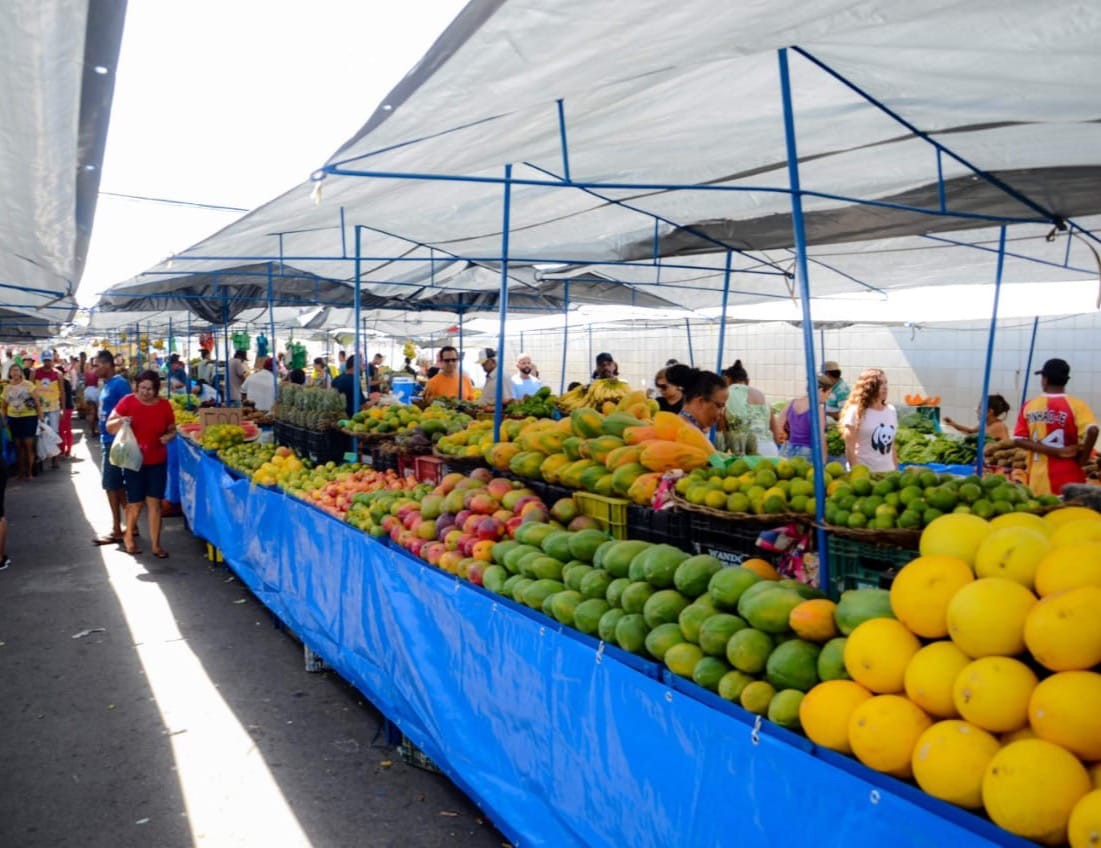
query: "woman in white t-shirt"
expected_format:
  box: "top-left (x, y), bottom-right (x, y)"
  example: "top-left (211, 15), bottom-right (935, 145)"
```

top-left (839, 368), bottom-right (898, 472)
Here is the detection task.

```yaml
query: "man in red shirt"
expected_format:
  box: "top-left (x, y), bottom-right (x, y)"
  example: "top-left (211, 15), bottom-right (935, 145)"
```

top-left (1014, 358), bottom-right (1098, 496)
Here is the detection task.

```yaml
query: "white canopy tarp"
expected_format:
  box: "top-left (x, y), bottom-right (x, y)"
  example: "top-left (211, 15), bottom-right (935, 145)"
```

top-left (1, 1), bottom-right (125, 321)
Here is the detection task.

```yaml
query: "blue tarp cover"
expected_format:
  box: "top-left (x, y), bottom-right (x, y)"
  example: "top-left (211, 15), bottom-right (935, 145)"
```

top-left (178, 441), bottom-right (1025, 848)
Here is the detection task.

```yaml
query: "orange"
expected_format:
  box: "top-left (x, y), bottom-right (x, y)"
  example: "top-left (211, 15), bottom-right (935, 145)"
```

top-left (1024, 586), bottom-right (1101, 671)
top-left (1034, 542), bottom-right (1101, 596)
top-left (889, 555), bottom-right (974, 638)
top-left (946, 577), bottom-right (1036, 657)
top-left (912, 720), bottom-right (1001, 809)
top-left (1028, 671), bottom-right (1101, 761)
top-left (740, 558), bottom-right (780, 581)
top-left (919, 513), bottom-right (992, 565)
top-left (1068, 790), bottom-right (1101, 848)
top-left (848, 694), bottom-right (932, 779)
top-left (844, 618), bottom-right (921, 694)
top-left (788, 599), bottom-right (839, 642)
top-left (983, 739), bottom-right (1092, 846)
top-left (953, 656), bottom-right (1037, 733)
top-left (904, 641), bottom-right (971, 718)
top-left (973, 526), bottom-right (1052, 589)
top-left (799, 680), bottom-right (873, 754)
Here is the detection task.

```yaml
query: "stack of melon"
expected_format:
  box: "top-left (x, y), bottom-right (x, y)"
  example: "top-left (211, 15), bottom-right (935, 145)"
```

top-left (798, 506), bottom-right (1101, 846)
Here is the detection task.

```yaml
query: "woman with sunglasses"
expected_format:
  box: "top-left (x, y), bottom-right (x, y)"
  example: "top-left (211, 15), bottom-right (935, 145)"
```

top-left (654, 364), bottom-right (690, 413)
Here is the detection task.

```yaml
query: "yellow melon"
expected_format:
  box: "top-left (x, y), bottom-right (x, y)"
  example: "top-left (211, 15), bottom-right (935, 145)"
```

top-left (946, 577), bottom-right (1036, 658)
top-left (848, 694), bottom-right (932, 779)
top-left (904, 641), bottom-right (971, 718)
top-left (953, 656), bottom-right (1038, 733)
top-left (1045, 506), bottom-right (1101, 528)
top-left (919, 513), bottom-right (992, 565)
top-left (1024, 586), bottom-right (1101, 671)
top-left (799, 680), bottom-right (873, 755)
top-left (991, 511), bottom-right (1053, 536)
top-left (1001, 726), bottom-right (1038, 744)
top-left (1091, 762), bottom-right (1101, 791)
top-left (1051, 520), bottom-right (1101, 548)
top-left (983, 739), bottom-right (1092, 846)
top-left (844, 618), bottom-right (922, 694)
top-left (912, 720), bottom-right (1001, 809)
top-left (1069, 790), bottom-right (1101, 848)
top-left (1029, 671), bottom-right (1101, 761)
top-left (973, 526), bottom-right (1052, 589)
top-left (890, 555), bottom-right (974, 638)
top-left (1035, 542), bottom-right (1101, 596)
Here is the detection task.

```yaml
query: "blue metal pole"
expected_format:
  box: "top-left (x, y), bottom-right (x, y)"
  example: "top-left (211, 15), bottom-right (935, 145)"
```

top-left (715, 251), bottom-right (733, 373)
top-left (458, 302), bottom-right (465, 401)
top-left (268, 262), bottom-right (278, 408)
top-left (1021, 315), bottom-right (1040, 412)
top-left (685, 318), bottom-right (695, 366)
top-left (559, 279), bottom-right (570, 394)
top-left (354, 226), bottom-right (363, 413)
top-left (976, 227), bottom-right (1008, 477)
top-left (493, 165), bottom-right (513, 441)
top-left (779, 47), bottom-right (830, 591)
top-left (556, 99), bottom-right (571, 183)
top-left (339, 206), bottom-right (347, 259)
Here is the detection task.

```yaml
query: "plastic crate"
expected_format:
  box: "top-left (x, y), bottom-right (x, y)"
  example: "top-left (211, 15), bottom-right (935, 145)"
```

top-left (574, 491), bottom-right (629, 539)
top-left (370, 445), bottom-right (399, 472)
top-left (627, 505), bottom-right (689, 546)
top-left (307, 429), bottom-right (346, 465)
top-left (397, 735), bottom-right (442, 775)
top-left (826, 535), bottom-right (917, 597)
top-left (413, 455), bottom-right (445, 486)
top-left (682, 510), bottom-right (775, 566)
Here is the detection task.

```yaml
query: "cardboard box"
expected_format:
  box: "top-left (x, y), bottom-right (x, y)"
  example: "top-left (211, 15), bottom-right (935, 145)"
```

top-left (198, 407), bottom-right (242, 434)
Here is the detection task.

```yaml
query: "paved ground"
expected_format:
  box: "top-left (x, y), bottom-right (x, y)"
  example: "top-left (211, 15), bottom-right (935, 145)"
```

top-left (0, 424), bottom-right (505, 848)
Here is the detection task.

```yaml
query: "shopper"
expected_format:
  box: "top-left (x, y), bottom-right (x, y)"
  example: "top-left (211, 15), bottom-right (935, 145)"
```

top-left (3, 363), bottom-right (40, 480)
top-left (228, 350), bottom-right (249, 403)
top-left (839, 368), bottom-right (898, 472)
top-left (308, 356), bottom-right (332, 389)
top-left (331, 356), bottom-right (365, 418)
top-left (678, 369), bottom-right (729, 443)
top-left (821, 361), bottom-right (851, 421)
top-left (722, 360), bottom-right (780, 456)
top-left (510, 354), bottom-right (542, 399)
top-left (58, 366), bottom-right (74, 459)
top-left (592, 352), bottom-right (618, 380)
top-left (945, 394), bottom-right (1011, 442)
top-left (288, 368), bottom-right (306, 385)
top-left (93, 350), bottom-right (133, 545)
top-left (83, 356), bottom-right (101, 436)
top-left (1013, 358), bottom-right (1098, 496)
top-left (107, 370), bottom-right (176, 558)
top-left (423, 346), bottom-right (474, 401)
top-left (367, 353), bottom-right (385, 393)
top-left (195, 348), bottom-right (216, 385)
top-left (779, 376), bottom-right (832, 461)
top-left (242, 357), bottom-right (278, 413)
top-left (476, 348), bottom-right (512, 409)
top-left (655, 364), bottom-right (689, 413)
top-left (33, 351), bottom-right (63, 470)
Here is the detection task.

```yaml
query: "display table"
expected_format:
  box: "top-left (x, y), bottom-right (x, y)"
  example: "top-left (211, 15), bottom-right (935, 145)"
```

top-left (177, 440), bottom-right (1024, 848)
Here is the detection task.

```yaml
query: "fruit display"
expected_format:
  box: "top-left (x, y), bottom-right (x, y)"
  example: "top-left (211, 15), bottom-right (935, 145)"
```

top-left (675, 456), bottom-right (831, 517)
top-left (344, 403), bottom-right (471, 439)
top-left (904, 395), bottom-right (942, 406)
top-left (219, 441), bottom-right (275, 475)
top-left (250, 446), bottom-right (309, 487)
top-left (169, 395), bottom-right (199, 424)
top-left (507, 386), bottom-right (556, 418)
top-left (345, 486), bottom-right (434, 537)
top-left (199, 423), bottom-right (245, 451)
top-left (793, 507), bottom-right (1101, 846)
top-left (273, 383), bottom-right (345, 431)
top-left (823, 466), bottom-right (1056, 532)
top-left (435, 419), bottom-right (497, 459)
top-left (897, 428), bottom-right (977, 466)
top-left (556, 378), bottom-right (639, 414)
top-left (984, 439), bottom-right (1029, 475)
top-left (300, 466), bottom-right (421, 519)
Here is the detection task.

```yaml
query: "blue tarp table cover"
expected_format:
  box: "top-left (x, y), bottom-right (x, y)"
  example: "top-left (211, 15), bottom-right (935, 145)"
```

top-left (164, 436), bottom-right (181, 503)
top-left (177, 439), bottom-right (1026, 848)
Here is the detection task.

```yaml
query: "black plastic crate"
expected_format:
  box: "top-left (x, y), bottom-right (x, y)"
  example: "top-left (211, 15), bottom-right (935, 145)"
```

top-left (307, 429), bottom-right (347, 465)
top-left (825, 535), bottom-right (917, 597)
top-left (683, 510), bottom-right (779, 567)
top-left (627, 505), bottom-right (689, 546)
top-left (370, 445), bottom-right (399, 472)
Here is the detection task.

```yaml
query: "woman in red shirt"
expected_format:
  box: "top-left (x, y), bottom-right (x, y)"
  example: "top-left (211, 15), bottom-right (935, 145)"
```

top-left (106, 370), bottom-right (176, 557)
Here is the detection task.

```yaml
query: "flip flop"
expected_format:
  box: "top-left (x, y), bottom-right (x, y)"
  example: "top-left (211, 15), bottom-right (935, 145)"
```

top-left (124, 544), bottom-right (142, 556)
top-left (92, 534), bottom-right (124, 546)
top-left (152, 550), bottom-right (169, 559)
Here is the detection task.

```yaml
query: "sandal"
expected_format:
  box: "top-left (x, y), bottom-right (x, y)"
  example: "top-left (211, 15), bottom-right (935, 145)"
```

top-left (92, 534), bottom-right (124, 546)
top-left (152, 550), bottom-right (169, 559)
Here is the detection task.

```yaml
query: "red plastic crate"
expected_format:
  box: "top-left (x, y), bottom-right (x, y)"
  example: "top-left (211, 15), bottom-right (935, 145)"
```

top-left (413, 455), bottom-right (445, 486)
top-left (397, 454), bottom-right (415, 478)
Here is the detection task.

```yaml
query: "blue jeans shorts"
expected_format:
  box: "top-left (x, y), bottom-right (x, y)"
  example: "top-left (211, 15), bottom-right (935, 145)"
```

top-left (123, 462), bottom-right (167, 503)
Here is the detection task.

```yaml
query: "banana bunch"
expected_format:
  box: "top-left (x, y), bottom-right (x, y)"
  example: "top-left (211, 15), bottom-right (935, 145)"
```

top-left (402, 339), bottom-right (416, 359)
top-left (557, 379), bottom-right (635, 412)
top-left (556, 383), bottom-right (588, 412)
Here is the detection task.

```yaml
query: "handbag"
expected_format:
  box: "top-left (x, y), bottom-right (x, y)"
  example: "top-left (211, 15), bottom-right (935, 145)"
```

top-left (108, 418), bottom-right (143, 471)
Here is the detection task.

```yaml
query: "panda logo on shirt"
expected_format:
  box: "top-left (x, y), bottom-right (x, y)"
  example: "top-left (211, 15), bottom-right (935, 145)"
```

top-left (871, 421), bottom-right (896, 456)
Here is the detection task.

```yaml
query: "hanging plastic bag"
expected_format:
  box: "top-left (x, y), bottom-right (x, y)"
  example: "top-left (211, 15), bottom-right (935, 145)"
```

top-left (37, 419), bottom-right (62, 461)
top-left (108, 418), bottom-right (143, 471)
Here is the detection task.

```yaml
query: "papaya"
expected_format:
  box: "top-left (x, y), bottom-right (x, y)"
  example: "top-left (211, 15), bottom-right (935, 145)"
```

top-left (570, 407), bottom-right (604, 439)
top-left (678, 602), bottom-right (717, 643)
top-left (620, 581), bottom-right (656, 614)
top-left (585, 435), bottom-right (625, 464)
top-left (540, 530), bottom-right (574, 562)
top-left (598, 608), bottom-right (626, 643)
top-left (593, 474), bottom-right (616, 497)
top-left (639, 544), bottom-right (692, 587)
top-left (579, 568), bottom-right (613, 600)
top-left (639, 440), bottom-right (711, 473)
top-left (604, 444), bottom-right (644, 470)
top-left (503, 544), bottom-right (541, 574)
top-left (509, 450), bottom-right (548, 479)
top-left (643, 589), bottom-right (691, 628)
top-left (580, 465), bottom-right (608, 493)
top-left (559, 459), bottom-right (600, 489)
top-left (664, 642), bottom-right (706, 678)
top-left (653, 411), bottom-right (686, 440)
top-left (778, 578), bottom-right (826, 600)
top-left (602, 412), bottom-right (645, 438)
top-left (539, 452), bottom-right (571, 484)
top-left (739, 587), bottom-right (806, 633)
top-left (521, 578), bottom-right (565, 610)
top-left (573, 598), bottom-right (610, 635)
top-left (736, 579), bottom-right (785, 617)
top-left (675, 424), bottom-right (715, 454)
top-left (561, 436), bottom-right (583, 461)
top-left (710, 566), bottom-right (761, 609)
top-left (482, 565), bottom-right (509, 594)
top-left (626, 401), bottom-right (654, 422)
top-left (502, 574), bottom-right (527, 599)
top-left (623, 425), bottom-right (660, 445)
top-left (488, 442), bottom-right (521, 470)
top-left (789, 599), bottom-right (839, 642)
top-left (528, 555), bottom-right (565, 581)
top-left (692, 656), bottom-right (732, 692)
top-left (614, 391), bottom-right (648, 412)
top-left (726, 628), bottom-right (774, 674)
top-left (492, 540), bottom-right (520, 565)
top-left (765, 639), bottom-right (822, 692)
top-left (564, 564), bottom-right (593, 592)
top-left (626, 473), bottom-right (662, 506)
top-left (602, 540), bottom-right (651, 578)
top-left (592, 540), bottom-right (616, 569)
top-left (817, 637), bottom-right (850, 681)
top-left (645, 622), bottom-right (687, 660)
top-left (550, 590), bottom-right (585, 626)
top-left (500, 419), bottom-right (525, 442)
top-left (611, 462), bottom-right (647, 496)
top-left (605, 577), bottom-right (631, 607)
top-left (698, 613), bottom-right (748, 656)
top-left (614, 613), bottom-right (650, 655)
top-left (834, 588), bottom-right (895, 636)
top-left (568, 529), bottom-right (609, 563)
top-left (674, 554), bottom-right (724, 599)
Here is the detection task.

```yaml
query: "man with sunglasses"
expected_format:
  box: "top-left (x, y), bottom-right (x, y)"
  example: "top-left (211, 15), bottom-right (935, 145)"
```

top-left (423, 345), bottom-right (474, 402)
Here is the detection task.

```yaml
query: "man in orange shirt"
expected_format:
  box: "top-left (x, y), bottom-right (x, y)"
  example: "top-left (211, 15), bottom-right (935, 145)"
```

top-left (1013, 358), bottom-right (1098, 495)
top-left (423, 346), bottom-right (474, 402)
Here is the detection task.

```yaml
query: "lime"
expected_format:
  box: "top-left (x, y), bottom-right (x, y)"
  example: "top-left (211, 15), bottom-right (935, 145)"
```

top-left (847, 512), bottom-right (868, 529)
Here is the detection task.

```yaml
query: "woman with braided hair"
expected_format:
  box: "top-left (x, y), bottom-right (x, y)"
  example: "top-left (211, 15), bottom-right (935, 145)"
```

top-left (839, 368), bottom-right (898, 472)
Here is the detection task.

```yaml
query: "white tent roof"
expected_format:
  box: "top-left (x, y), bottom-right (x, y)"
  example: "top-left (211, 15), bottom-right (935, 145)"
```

top-left (105, 0), bottom-right (1101, 317)
top-left (1, 1), bottom-right (125, 321)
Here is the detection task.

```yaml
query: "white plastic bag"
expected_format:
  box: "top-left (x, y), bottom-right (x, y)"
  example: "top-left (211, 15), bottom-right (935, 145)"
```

top-left (109, 418), bottom-right (143, 471)
top-left (36, 420), bottom-right (61, 461)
